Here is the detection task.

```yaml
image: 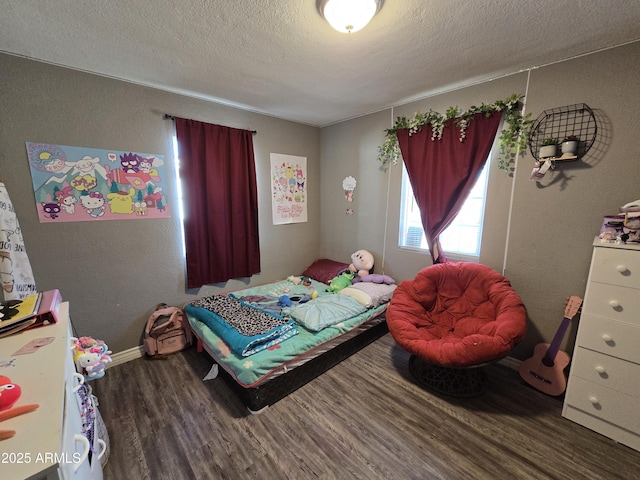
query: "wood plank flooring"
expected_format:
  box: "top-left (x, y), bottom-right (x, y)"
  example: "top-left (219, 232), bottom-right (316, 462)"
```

top-left (92, 334), bottom-right (640, 479)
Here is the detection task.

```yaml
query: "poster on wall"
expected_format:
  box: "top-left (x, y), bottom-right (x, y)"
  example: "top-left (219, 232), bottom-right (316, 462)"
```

top-left (25, 142), bottom-right (170, 223)
top-left (270, 153), bottom-right (307, 225)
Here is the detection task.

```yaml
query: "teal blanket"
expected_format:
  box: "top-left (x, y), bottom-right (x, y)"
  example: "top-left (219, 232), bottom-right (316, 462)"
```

top-left (186, 279), bottom-right (387, 386)
top-left (185, 294), bottom-right (298, 357)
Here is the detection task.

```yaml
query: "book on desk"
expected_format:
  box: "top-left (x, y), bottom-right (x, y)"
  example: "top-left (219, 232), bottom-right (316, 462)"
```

top-left (0, 289), bottom-right (62, 337)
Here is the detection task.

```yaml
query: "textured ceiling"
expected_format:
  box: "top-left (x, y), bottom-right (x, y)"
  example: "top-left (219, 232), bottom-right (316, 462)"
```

top-left (2, 0), bottom-right (640, 127)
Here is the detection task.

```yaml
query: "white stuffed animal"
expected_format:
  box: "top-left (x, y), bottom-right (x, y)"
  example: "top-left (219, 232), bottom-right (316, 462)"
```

top-left (349, 249), bottom-right (374, 278)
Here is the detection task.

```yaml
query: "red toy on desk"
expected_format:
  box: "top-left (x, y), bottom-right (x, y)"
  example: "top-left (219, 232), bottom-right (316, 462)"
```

top-left (0, 375), bottom-right (39, 441)
top-left (0, 375), bottom-right (21, 410)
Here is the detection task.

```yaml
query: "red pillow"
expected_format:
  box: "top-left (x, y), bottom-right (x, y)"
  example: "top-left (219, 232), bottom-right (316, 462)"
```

top-left (301, 258), bottom-right (350, 284)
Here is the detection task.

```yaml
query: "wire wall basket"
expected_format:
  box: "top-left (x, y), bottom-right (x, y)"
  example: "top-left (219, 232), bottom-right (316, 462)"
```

top-left (528, 103), bottom-right (597, 161)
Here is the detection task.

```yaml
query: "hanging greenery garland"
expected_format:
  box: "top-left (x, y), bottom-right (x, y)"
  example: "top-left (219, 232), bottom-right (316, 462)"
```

top-left (377, 94), bottom-right (533, 173)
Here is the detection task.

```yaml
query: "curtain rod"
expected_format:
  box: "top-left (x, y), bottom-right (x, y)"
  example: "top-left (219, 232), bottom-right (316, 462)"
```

top-left (163, 114), bottom-right (257, 134)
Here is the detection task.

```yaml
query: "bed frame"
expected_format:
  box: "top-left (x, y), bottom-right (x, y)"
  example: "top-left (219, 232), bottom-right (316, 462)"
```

top-left (193, 314), bottom-right (388, 413)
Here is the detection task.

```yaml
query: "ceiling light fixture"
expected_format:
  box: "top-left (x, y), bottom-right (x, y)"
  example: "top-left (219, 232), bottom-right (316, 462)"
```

top-left (317, 0), bottom-right (384, 34)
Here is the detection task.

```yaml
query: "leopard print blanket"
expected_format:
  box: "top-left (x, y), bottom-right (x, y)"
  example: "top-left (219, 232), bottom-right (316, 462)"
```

top-left (191, 294), bottom-right (289, 337)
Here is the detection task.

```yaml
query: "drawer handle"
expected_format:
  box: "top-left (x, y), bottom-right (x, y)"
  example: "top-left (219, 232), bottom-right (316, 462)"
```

top-left (602, 334), bottom-right (613, 342)
top-left (615, 264), bottom-right (628, 273)
top-left (594, 365), bottom-right (609, 378)
top-left (97, 438), bottom-right (107, 459)
top-left (73, 434), bottom-right (90, 472)
top-left (72, 372), bottom-right (85, 393)
top-left (588, 396), bottom-right (602, 410)
top-left (608, 300), bottom-right (620, 309)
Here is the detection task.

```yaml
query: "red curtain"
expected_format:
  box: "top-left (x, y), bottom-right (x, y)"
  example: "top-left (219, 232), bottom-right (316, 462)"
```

top-left (396, 111), bottom-right (502, 264)
top-left (175, 118), bottom-right (260, 288)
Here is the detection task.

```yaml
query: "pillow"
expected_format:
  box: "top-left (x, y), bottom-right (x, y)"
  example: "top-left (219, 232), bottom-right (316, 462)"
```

top-left (339, 287), bottom-right (373, 307)
top-left (357, 274), bottom-right (396, 285)
top-left (341, 282), bottom-right (397, 307)
top-left (301, 258), bottom-right (350, 284)
top-left (284, 295), bottom-right (366, 332)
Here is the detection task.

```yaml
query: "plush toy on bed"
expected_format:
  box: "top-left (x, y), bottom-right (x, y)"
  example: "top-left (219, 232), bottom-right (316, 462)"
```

top-left (327, 271), bottom-right (355, 293)
top-left (349, 249), bottom-right (374, 280)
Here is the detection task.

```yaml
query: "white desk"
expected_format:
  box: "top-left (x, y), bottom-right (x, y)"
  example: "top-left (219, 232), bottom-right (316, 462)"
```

top-left (0, 302), bottom-right (103, 479)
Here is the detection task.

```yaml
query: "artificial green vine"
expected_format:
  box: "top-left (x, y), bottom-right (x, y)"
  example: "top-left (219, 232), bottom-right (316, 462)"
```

top-left (377, 94), bottom-right (533, 173)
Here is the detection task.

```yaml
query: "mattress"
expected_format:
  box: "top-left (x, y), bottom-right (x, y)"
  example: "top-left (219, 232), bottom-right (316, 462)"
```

top-left (185, 277), bottom-right (389, 411)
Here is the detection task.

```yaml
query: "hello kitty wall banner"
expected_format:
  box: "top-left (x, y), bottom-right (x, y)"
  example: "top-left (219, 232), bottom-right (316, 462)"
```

top-left (25, 142), bottom-right (171, 223)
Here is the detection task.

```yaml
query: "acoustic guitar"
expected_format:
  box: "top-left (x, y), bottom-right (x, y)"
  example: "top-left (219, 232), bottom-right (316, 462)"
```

top-left (519, 296), bottom-right (583, 396)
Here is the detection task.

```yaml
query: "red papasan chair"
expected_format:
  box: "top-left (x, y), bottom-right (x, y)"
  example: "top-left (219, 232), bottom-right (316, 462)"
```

top-left (387, 262), bottom-right (527, 397)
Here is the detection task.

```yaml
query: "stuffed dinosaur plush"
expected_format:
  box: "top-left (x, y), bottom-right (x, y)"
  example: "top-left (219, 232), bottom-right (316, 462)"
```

top-left (326, 271), bottom-right (355, 293)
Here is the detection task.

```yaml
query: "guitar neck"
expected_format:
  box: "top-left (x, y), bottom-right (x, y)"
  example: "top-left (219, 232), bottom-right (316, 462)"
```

top-left (543, 316), bottom-right (572, 364)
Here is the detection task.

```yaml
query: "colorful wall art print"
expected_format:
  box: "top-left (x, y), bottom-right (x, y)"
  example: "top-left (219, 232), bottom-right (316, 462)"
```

top-left (270, 153), bottom-right (307, 225)
top-left (26, 142), bottom-right (171, 223)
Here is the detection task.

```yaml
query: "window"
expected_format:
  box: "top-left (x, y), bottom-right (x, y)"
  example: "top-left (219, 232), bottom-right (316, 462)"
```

top-left (398, 162), bottom-right (489, 260)
top-left (172, 136), bottom-right (187, 258)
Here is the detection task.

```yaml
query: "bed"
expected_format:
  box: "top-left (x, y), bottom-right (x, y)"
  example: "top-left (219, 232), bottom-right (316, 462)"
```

top-left (183, 259), bottom-right (395, 413)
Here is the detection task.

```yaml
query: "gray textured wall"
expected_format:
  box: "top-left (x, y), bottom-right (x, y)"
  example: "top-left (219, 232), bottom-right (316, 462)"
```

top-left (2, 42), bottom-right (639, 359)
top-left (320, 41), bottom-right (640, 360)
top-left (0, 54), bottom-right (321, 353)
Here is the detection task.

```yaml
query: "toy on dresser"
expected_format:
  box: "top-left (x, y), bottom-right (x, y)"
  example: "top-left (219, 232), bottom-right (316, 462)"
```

top-left (71, 336), bottom-right (112, 381)
top-left (599, 199), bottom-right (640, 244)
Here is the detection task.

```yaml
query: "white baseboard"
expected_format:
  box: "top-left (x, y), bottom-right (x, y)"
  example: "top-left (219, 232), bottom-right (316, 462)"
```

top-left (109, 345), bottom-right (145, 367)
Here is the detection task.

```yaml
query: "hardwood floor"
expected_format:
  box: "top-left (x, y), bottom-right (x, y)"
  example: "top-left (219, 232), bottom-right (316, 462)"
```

top-left (93, 334), bottom-right (640, 479)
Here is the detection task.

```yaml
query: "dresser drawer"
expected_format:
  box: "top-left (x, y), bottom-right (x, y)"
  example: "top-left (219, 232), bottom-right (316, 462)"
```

top-left (590, 246), bottom-right (640, 288)
top-left (564, 376), bottom-right (640, 433)
top-left (570, 347), bottom-right (640, 397)
top-left (583, 282), bottom-right (640, 326)
top-left (576, 314), bottom-right (640, 363)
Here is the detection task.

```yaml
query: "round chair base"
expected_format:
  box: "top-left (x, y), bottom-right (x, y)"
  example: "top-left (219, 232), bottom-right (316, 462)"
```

top-left (409, 355), bottom-right (488, 398)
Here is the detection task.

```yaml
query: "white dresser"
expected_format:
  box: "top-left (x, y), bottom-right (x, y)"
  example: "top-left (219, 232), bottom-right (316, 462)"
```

top-left (562, 239), bottom-right (640, 451)
top-left (0, 302), bottom-right (105, 479)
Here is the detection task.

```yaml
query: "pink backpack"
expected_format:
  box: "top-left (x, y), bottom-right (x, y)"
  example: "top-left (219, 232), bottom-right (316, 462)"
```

top-left (143, 305), bottom-right (192, 356)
